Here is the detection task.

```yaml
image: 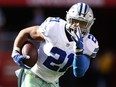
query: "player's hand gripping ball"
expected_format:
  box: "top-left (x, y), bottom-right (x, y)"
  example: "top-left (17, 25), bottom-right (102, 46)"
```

top-left (21, 42), bottom-right (38, 68)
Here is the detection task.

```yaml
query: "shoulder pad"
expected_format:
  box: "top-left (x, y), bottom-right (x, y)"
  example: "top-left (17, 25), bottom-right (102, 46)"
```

top-left (39, 17), bottom-right (62, 43)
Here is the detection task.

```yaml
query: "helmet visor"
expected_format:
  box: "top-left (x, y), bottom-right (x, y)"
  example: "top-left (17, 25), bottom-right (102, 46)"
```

top-left (71, 19), bottom-right (88, 29)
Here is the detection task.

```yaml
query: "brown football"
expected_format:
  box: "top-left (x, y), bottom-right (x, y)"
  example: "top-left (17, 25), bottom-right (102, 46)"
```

top-left (21, 42), bottom-right (38, 68)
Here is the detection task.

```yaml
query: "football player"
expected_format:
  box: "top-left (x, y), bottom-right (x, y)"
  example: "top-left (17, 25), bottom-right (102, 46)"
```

top-left (11, 2), bottom-right (99, 87)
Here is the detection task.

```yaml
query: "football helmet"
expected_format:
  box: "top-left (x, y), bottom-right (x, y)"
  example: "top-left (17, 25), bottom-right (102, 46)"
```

top-left (66, 2), bottom-right (95, 37)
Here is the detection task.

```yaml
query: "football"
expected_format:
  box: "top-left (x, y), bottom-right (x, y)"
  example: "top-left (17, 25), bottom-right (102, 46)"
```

top-left (21, 41), bottom-right (38, 68)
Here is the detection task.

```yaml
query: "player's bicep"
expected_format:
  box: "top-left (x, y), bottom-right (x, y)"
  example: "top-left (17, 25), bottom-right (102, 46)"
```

top-left (29, 26), bottom-right (45, 41)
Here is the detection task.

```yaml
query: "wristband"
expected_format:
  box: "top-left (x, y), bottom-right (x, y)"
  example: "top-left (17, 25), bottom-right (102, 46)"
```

top-left (11, 47), bottom-right (21, 58)
top-left (14, 47), bottom-right (21, 52)
top-left (75, 49), bottom-right (84, 56)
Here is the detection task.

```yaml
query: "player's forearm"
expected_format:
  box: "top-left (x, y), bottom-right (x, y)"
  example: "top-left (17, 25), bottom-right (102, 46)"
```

top-left (13, 29), bottom-right (31, 51)
top-left (73, 54), bottom-right (90, 78)
top-left (12, 25), bottom-right (45, 53)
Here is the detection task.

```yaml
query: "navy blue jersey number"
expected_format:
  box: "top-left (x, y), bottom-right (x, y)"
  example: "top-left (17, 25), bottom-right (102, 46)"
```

top-left (88, 34), bottom-right (97, 43)
top-left (88, 34), bottom-right (99, 57)
top-left (49, 17), bottom-right (60, 22)
top-left (43, 47), bottom-right (74, 72)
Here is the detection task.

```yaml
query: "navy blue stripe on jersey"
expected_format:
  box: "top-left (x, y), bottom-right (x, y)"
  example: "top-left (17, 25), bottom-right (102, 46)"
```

top-left (94, 48), bottom-right (99, 52)
top-left (91, 48), bottom-right (99, 58)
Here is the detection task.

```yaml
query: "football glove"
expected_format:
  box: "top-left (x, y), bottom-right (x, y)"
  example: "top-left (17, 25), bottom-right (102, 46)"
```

top-left (11, 49), bottom-right (31, 69)
top-left (71, 27), bottom-right (84, 56)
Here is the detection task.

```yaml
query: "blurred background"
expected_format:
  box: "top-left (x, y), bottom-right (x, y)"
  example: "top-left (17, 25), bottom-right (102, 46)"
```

top-left (0, 0), bottom-right (116, 87)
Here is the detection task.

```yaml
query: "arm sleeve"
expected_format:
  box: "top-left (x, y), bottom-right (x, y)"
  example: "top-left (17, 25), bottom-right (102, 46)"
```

top-left (73, 54), bottom-right (90, 78)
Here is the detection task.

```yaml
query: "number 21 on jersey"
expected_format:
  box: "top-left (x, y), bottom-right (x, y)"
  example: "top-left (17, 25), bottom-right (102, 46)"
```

top-left (43, 47), bottom-right (74, 72)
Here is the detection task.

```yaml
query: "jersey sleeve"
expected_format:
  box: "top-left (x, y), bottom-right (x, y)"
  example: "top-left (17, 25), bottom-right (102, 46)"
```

top-left (39, 17), bottom-right (59, 43)
top-left (83, 34), bottom-right (99, 58)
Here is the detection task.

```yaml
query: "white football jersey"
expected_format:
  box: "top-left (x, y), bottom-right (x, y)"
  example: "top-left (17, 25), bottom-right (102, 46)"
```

top-left (31, 17), bottom-right (99, 83)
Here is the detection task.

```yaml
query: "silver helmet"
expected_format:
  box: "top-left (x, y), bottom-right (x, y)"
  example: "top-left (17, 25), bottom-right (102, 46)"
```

top-left (66, 2), bottom-right (95, 37)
